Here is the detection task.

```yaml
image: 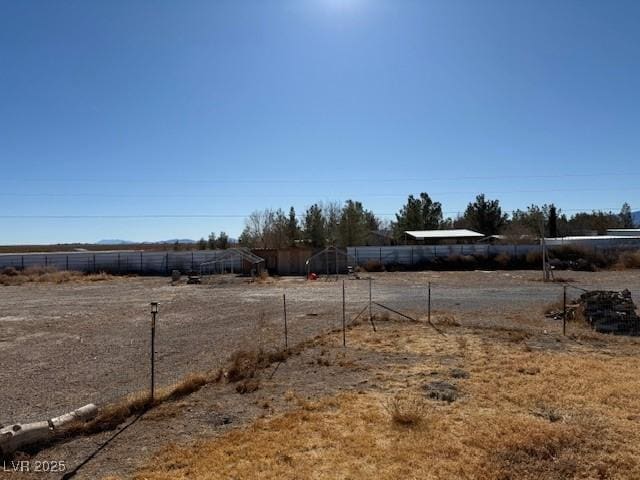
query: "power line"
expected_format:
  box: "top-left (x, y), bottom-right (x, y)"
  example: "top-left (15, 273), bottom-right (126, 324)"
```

top-left (0, 207), bottom-right (628, 220)
top-left (0, 186), bottom-right (639, 198)
top-left (5, 172), bottom-right (640, 185)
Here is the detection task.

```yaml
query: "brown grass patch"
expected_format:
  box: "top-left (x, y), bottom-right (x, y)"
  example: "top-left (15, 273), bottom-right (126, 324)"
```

top-left (0, 267), bottom-right (112, 286)
top-left (131, 322), bottom-right (640, 480)
top-left (614, 250), bottom-right (640, 270)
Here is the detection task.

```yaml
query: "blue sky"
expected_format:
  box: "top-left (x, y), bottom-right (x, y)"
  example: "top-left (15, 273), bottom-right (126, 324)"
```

top-left (1, 0), bottom-right (639, 244)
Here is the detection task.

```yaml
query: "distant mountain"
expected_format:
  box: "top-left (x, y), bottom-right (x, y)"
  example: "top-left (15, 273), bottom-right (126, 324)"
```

top-left (96, 239), bottom-right (136, 245)
top-left (96, 239), bottom-right (196, 245)
top-left (160, 239), bottom-right (196, 244)
top-left (633, 211), bottom-right (640, 227)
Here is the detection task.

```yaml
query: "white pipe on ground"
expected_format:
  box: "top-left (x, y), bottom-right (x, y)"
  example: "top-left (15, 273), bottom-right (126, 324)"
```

top-left (0, 404), bottom-right (98, 456)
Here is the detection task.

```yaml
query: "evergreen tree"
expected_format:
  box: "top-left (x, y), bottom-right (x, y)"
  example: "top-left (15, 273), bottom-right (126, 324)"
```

top-left (461, 194), bottom-right (508, 235)
top-left (392, 193), bottom-right (443, 239)
top-left (287, 207), bottom-right (299, 247)
top-left (620, 202), bottom-right (634, 228)
top-left (303, 204), bottom-right (326, 248)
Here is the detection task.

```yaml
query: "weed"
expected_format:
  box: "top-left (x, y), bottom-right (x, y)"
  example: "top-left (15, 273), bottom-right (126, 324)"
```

top-left (384, 393), bottom-right (430, 427)
top-left (236, 379), bottom-right (260, 394)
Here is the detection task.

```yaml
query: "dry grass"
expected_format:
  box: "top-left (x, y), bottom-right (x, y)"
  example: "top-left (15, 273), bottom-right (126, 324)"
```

top-left (384, 393), bottom-right (430, 427)
top-left (0, 266), bottom-right (111, 286)
top-left (614, 250), bottom-right (640, 270)
top-left (64, 371), bottom-right (221, 436)
top-left (132, 321), bottom-right (640, 480)
top-left (225, 348), bottom-right (289, 383)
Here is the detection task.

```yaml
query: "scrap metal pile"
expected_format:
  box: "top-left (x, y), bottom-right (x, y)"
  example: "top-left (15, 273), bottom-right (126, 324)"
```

top-left (579, 289), bottom-right (640, 335)
top-left (546, 289), bottom-right (640, 336)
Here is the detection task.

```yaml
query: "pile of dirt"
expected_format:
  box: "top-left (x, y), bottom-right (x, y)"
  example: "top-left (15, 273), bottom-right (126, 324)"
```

top-left (579, 289), bottom-right (640, 336)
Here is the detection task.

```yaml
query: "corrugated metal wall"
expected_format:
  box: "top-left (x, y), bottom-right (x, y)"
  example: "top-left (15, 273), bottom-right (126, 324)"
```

top-left (0, 250), bottom-right (241, 274)
top-left (348, 244), bottom-right (540, 265)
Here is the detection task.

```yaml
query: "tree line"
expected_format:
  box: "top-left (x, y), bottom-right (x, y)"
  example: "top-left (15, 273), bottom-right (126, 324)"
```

top-left (197, 194), bottom-right (635, 249)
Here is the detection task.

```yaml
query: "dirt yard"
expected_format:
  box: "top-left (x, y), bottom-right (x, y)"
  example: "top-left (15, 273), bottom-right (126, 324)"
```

top-left (2, 270), bottom-right (640, 479)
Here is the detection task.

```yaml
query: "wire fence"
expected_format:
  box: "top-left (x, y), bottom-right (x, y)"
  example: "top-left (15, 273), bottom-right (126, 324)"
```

top-left (2, 274), bottom-right (639, 430)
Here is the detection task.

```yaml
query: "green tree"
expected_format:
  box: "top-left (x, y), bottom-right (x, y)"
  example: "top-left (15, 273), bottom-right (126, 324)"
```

top-left (567, 211), bottom-right (621, 235)
top-left (338, 200), bottom-right (375, 246)
top-left (207, 232), bottom-right (217, 249)
top-left (303, 204), bottom-right (326, 248)
top-left (197, 237), bottom-right (207, 250)
top-left (620, 202), bottom-right (634, 228)
top-left (392, 193), bottom-right (443, 240)
top-left (287, 207), bottom-right (299, 247)
top-left (548, 204), bottom-right (558, 238)
top-left (461, 194), bottom-right (508, 235)
top-left (216, 231), bottom-right (229, 249)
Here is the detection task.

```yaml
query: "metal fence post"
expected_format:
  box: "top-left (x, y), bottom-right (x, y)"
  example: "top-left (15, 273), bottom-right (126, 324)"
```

top-left (283, 293), bottom-right (288, 349)
top-left (342, 280), bottom-right (346, 347)
top-left (563, 285), bottom-right (567, 336)
top-left (428, 282), bottom-right (432, 325)
top-left (369, 277), bottom-right (372, 324)
top-left (150, 302), bottom-right (158, 404)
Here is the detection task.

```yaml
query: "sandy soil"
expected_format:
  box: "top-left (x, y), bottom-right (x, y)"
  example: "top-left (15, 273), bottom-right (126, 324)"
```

top-left (1, 270), bottom-right (640, 478)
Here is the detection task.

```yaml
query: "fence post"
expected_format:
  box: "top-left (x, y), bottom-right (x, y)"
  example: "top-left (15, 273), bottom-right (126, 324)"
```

top-left (428, 282), bottom-right (432, 325)
top-left (21, 256), bottom-right (24, 270)
top-left (150, 302), bottom-right (158, 404)
top-left (66, 255), bottom-right (69, 271)
top-left (563, 285), bottom-right (567, 336)
top-left (369, 277), bottom-right (372, 324)
top-left (283, 293), bottom-right (288, 349)
top-left (342, 280), bottom-right (346, 347)
top-left (93, 254), bottom-right (96, 273)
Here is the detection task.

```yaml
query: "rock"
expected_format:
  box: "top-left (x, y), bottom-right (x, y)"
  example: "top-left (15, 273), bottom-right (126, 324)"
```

top-left (424, 381), bottom-right (458, 403)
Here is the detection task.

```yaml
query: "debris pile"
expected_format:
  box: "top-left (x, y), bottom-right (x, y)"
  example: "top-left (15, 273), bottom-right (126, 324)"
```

top-left (579, 289), bottom-right (640, 336)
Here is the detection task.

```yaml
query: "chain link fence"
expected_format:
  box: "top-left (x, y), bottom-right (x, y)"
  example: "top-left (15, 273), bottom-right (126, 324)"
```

top-left (2, 272), bottom-right (639, 430)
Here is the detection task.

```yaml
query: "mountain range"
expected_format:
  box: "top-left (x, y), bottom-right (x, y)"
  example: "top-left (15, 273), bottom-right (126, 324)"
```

top-left (97, 239), bottom-right (196, 245)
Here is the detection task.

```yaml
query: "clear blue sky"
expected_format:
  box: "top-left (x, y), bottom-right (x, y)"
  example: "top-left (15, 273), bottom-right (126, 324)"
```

top-left (1, 0), bottom-right (639, 244)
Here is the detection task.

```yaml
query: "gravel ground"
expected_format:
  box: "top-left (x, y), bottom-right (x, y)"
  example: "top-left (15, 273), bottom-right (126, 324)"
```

top-left (1, 270), bottom-right (639, 425)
